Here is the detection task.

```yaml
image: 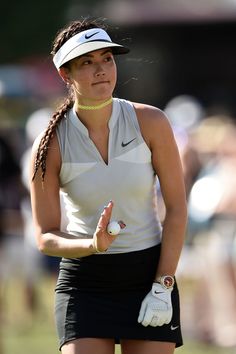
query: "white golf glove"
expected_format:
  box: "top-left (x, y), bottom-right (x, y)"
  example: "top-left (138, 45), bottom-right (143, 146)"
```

top-left (138, 282), bottom-right (173, 327)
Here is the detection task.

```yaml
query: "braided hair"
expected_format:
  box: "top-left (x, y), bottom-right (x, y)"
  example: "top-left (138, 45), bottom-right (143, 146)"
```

top-left (32, 18), bottom-right (107, 181)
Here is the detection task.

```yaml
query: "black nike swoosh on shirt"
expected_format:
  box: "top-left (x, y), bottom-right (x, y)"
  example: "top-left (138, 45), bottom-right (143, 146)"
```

top-left (121, 138), bottom-right (136, 147)
top-left (85, 31), bottom-right (100, 39)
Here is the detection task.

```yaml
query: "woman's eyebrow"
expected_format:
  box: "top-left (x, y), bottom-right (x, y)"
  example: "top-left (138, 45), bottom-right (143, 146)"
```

top-left (80, 49), bottom-right (113, 59)
top-left (101, 49), bottom-right (113, 55)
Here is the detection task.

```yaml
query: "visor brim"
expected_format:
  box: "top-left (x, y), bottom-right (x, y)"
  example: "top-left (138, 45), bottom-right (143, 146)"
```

top-left (56, 41), bottom-right (129, 69)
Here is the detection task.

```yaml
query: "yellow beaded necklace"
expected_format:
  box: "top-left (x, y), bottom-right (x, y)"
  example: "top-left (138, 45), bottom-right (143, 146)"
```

top-left (77, 97), bottom-right (113, 110)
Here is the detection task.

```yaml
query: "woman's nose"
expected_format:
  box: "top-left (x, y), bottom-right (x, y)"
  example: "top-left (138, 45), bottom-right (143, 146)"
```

top-left (95, 64), bottom-right (105, 77)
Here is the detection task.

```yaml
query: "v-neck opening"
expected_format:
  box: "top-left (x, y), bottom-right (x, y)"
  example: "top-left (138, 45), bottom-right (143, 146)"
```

top-left (69, 98), bottom-right (120, 166)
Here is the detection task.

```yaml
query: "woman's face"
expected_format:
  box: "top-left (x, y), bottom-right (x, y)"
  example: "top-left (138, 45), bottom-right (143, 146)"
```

top-left (66, 48), bottom-right (117, 103)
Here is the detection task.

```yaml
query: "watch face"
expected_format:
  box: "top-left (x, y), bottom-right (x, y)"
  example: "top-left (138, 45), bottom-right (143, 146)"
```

top-left (162, 276), bottom-right (174, 288)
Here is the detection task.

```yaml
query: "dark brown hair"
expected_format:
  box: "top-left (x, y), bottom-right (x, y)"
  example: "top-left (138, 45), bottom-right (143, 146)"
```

top-left (32, 18), bottom-right (107, 181)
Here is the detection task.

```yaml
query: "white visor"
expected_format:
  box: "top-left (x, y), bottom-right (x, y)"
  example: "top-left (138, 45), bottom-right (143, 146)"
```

top-left (53, 28), bottom-right (129, 69)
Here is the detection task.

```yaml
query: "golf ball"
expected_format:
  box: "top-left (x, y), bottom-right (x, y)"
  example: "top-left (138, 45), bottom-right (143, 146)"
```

top-left (107, 221), bottom-right (121, 235)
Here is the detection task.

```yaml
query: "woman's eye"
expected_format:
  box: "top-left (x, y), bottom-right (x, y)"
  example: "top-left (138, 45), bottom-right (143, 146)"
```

top-left (83, 60), bottom-right (92, 65)
top-left (104, 56), bottom-right (112, 62)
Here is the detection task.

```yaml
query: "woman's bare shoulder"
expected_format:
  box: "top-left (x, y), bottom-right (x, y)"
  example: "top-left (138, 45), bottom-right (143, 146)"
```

top-left (31, 130), bottom-right (61, 175)
top-left (131, 101), bottom-right (173, 143)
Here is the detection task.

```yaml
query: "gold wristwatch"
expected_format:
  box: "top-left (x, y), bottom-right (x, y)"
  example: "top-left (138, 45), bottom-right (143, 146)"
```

top-left (154, 275), bottom-right (175, 289)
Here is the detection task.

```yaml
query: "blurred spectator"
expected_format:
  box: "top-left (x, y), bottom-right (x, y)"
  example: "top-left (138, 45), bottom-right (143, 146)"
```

top-left (0, 132), bottom-right (25, 266)
top-left (163, 100), bottom-right (236, 348)
top-left (0, 134), bottom-right (25, 354)
top-left (164, 95), bottom-right (204, 198)
top-left (0, 135), bottom-right (23, 221)
top-left (186, 116), bottom-right (236, 347)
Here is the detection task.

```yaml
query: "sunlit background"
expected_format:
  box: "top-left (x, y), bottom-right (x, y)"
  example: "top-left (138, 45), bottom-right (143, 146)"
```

top-left (1, 1), bottom-right (236, 353)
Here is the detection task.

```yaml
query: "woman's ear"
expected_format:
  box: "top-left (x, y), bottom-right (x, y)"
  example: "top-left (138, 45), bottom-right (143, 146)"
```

top-left (58, 67), bottom-right (71, 84)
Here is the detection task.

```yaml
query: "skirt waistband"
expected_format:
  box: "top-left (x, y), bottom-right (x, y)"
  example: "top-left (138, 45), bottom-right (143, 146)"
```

top-left (61, 243), bottom-right (161, 267)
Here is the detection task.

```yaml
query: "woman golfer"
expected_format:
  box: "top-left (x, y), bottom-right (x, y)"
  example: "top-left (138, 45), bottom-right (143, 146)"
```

top-left (30, 18), bottom-right (187, 354)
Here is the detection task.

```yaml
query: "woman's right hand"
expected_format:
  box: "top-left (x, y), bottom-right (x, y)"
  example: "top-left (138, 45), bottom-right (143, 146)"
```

top-left (93, 201), bottom-right (125, 253)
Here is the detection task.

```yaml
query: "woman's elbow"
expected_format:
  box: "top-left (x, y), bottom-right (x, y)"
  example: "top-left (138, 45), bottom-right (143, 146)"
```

top-left (36, 233), bottom-right (54, 255)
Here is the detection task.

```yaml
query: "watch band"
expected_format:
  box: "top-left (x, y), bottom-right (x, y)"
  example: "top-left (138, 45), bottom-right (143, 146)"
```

top-left (154, 275), bottom-right (175, 289)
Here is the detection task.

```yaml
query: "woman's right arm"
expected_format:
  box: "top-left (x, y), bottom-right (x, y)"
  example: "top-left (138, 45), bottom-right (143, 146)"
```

top-left (30, 134), bottom-right (115, 257)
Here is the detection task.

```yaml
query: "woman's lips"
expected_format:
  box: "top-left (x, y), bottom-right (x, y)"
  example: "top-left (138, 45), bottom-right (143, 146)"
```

top-left (92, 81), bottom-right (109, 85)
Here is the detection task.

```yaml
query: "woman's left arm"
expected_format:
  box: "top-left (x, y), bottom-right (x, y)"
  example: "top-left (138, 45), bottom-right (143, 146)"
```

top-left (135, 103), bottom-right (188, 278)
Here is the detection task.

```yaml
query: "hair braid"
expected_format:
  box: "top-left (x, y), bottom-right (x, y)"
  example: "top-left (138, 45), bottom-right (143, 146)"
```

top-left (32, 96), bottom-right (73, 181)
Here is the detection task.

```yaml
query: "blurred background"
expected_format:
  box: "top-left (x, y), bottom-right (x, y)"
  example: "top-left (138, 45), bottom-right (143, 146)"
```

top-left (1, 0), bottom-right (236, 353)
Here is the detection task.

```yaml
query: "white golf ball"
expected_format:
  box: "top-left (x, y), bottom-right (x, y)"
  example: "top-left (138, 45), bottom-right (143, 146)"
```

top-left (107, 221), bottom-right (121, 235)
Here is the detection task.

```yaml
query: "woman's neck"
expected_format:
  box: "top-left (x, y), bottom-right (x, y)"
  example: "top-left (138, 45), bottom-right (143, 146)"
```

top-left (76, 97), bottom-right (113, 111)
top-left (74, 99), bottom-right (113, 131)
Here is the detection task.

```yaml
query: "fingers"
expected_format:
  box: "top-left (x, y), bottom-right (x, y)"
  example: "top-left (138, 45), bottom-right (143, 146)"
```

top-left (139, 310), bottom-right (165, 327)
top-left (118, 220), bottom-right (126, 229)
top-left (138, 295), bottom-right (172, 327)
top-left (94, 201), bottom-right (127, 253)
top-left (140, 307), bottom-right (153, 327)
top-left (165, 309), bottom-right (173, 324)
top-left (139, 309), bottom-right (171, 327)
top-left (137, 301), bottom-right (146, 325)
top-left (150, 316), bottom-right (159, 327)
top-left (155, 314), bottom-right (165, 326)
top-left (97, 201), bottom-right (113, 232)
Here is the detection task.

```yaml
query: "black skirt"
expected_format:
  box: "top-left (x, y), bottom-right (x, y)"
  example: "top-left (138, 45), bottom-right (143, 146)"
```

top-left (54, 244), bottom-right (183, 350)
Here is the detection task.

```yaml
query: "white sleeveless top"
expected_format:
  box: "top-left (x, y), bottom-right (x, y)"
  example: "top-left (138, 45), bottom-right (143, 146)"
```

top-left (56, 98), bottom-right (162, 254)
